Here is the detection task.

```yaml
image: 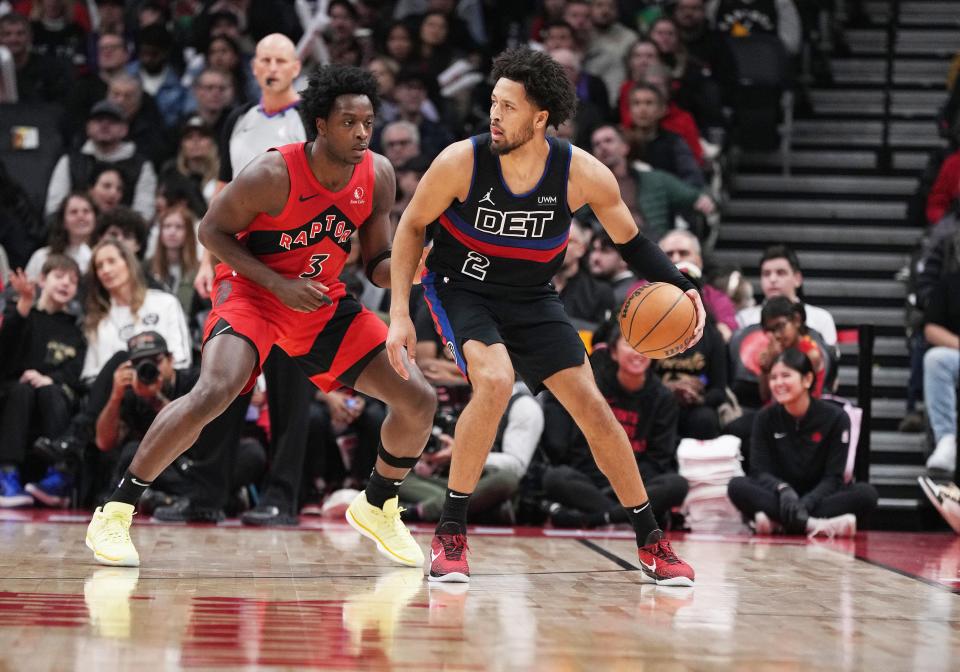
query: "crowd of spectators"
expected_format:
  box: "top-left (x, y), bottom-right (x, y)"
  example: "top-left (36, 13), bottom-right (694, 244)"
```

top-left (0, 0), bottom-right (887, 537)
top-left (905, 47), bottom-right (960, 504)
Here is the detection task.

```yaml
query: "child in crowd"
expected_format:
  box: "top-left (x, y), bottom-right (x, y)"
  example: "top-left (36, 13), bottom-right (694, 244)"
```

top-left (0, 256), bottom-right (86, 507)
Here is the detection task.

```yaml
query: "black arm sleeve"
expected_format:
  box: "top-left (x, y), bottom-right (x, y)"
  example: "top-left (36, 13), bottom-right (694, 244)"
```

top-left (615, 233), bottom-right (697, 293)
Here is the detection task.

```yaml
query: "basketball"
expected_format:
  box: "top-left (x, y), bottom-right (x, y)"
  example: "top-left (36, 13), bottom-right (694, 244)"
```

top-left (618, 282), bottom-right (695, 359)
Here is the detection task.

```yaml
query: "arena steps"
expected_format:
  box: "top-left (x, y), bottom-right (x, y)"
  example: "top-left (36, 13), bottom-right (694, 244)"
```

top-left (739, 149), bottom-right (879, 171)
top-left (791, 120), bottom-right (945, 149)
top-left (896, 1), bottom-right (960, 26)
top-left (712, 249), bottom-right (908, 274)
top-left (725, 198), bottom-right (906, 221)
top-left (839, 336), bottom-right (911, 358)
top-left (733, 175), bottom-right (917, 196)
top-left (715, 2), bottom-right (958, 527)
top-left (893, 150), bottom-right (935, 171)
top-left (722, 223), bottom-right (921, 248)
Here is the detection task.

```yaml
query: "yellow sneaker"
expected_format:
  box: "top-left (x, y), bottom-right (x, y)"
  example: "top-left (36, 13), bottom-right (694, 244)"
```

top-left (345, 493), bottom-right (424, 567)
top-left (85, 502), bottom-right (140, 567)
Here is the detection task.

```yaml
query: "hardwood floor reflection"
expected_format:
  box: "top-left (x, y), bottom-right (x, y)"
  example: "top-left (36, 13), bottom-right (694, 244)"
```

top-left (0, 519), bottom-right (958, 671)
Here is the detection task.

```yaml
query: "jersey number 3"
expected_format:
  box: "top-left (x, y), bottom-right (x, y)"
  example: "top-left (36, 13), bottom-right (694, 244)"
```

top-left (300, 254), bottom-right (330, 279)
top-left (461, 251), bottom-right (489, 281)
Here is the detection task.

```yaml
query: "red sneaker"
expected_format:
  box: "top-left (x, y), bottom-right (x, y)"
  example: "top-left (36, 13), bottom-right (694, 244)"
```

top-left (428, 532), bottom-right (470, 583)
top-left (637, 532), bottom-right (695, 586)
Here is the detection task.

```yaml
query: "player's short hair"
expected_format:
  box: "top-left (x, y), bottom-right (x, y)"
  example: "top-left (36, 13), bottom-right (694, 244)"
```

top-left (299, 65), bottom-right (380, 126)
top-left (491, 47), bottom-right (577, 129)
top-left (41, 253), bottom-right (81, 280)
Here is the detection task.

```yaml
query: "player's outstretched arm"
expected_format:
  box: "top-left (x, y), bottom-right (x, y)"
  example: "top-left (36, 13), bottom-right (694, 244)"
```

top-left (386, 140), bottom-right (473, 379)
top-left (358, 153), bottom-right (397, 289)
top-left (568, 147), bottom-right (706, 348)
top-left (198, 151), bottom-right (331, 312)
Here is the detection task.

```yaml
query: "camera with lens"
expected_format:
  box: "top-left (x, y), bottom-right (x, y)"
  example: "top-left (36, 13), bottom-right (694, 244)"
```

top-left (424, 411), bottom-right (458, 453)
top-left (135, 358), bottom-right (160, 385)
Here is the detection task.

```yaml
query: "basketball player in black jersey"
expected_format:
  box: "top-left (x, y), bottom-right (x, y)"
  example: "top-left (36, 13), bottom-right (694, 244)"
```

top-left (388, 47), bottom-right (706, 586)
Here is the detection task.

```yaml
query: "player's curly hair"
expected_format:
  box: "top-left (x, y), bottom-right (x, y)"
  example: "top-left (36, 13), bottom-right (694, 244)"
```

top-left (299, 65), bottom-right (380, 128)
top-left (491, 47), bottom-right (577, 129)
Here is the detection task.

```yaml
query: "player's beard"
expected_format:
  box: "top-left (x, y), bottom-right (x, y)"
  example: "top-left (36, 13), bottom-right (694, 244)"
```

top-left (489, 124), bottom-right (535, 156)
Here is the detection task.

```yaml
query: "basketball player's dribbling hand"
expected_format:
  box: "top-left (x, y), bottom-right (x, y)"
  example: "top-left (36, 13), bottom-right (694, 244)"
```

top-left (386, 316), bottom-right (417, 380)
top-left (272, 277), bottom-right (332, 312)
top-left (683, 289), bottom-right (706, 352)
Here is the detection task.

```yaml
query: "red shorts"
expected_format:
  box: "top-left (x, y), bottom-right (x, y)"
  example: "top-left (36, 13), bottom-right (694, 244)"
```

top-left (202, 270), bottom-right (387, 394)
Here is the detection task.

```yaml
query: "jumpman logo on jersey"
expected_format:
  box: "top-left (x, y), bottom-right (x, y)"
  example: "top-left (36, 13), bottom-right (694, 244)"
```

top-left (479, 188), bottom-right (495, 206)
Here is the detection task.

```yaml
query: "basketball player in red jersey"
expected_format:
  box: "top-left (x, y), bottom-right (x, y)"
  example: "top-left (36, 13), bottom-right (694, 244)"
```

top-left (84, 66), bottom-right (436, 569)
top-left (388, 48), bottom-right (704, 585)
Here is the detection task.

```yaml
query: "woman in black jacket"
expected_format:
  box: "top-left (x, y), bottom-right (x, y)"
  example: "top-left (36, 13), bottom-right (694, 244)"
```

top-left (727, 348), bottom-right (878, 537)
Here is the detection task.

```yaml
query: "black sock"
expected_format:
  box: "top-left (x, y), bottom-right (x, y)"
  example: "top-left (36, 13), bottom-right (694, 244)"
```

top-left (626, 501), bottom-right (661, 546)
top-left (110, 469), bottom-right (152, 506)
top-left (436, 488), bottom-right (471, 534)
top-left (365, 468), bottom-right (402, 509)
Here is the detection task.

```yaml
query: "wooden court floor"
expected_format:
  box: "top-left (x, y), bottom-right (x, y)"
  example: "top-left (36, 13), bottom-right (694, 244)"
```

top-left (1, 513), bottom-right (959, 671)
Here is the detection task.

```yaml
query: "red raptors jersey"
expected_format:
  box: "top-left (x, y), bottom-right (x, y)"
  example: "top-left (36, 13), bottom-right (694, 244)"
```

top-left (227, 142), bottom-right (375, 301)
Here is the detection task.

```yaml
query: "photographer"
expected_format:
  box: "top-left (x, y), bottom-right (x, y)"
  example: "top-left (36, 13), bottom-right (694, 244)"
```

top-left (95, 332), bottom-right (185, 455)
top-left (398, 382), bottom-right (544, 523)
top-left (95, 332), bottom-right (264, 518)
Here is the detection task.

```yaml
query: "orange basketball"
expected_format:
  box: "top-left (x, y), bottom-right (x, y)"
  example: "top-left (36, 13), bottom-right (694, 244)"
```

top-left (618, 282), bottom-right (695, 359)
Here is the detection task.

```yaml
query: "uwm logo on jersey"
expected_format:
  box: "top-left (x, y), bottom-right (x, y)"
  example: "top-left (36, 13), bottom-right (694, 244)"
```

top-left (245, 206), bottom-right (355, 256)
top-left (473, 206), bottom-right (554, 238)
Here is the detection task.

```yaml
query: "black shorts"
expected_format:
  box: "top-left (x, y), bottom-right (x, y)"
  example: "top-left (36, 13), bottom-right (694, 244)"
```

top-left (421, 272), bottom-right (586, 393)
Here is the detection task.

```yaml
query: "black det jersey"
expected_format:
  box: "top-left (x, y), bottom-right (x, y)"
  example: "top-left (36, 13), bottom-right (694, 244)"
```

top-left (426, 133), bottom-right (574, 286)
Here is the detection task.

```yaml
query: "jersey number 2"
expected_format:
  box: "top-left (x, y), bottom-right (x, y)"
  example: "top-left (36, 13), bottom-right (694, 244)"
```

top-left (461, 251), bottom-right (489, 281)
top-left (300, 254), bottom-right (330, 279)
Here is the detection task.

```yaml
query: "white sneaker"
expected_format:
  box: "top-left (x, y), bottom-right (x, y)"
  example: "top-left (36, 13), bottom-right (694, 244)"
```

top-left (806, 513), bottom-right (857, 539)
top-left (926, 435), bottom-right (957, 475)
top-left (918, 476), bottom-right (960, 534)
